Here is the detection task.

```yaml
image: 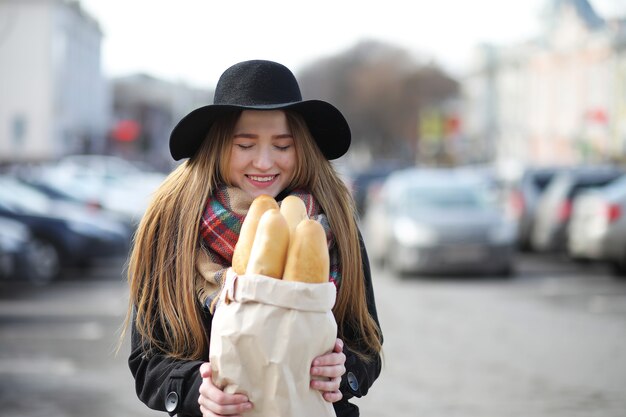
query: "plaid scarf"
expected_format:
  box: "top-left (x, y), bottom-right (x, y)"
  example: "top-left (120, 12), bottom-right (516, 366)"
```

top-left (196, 185), bottom-right (341, 313)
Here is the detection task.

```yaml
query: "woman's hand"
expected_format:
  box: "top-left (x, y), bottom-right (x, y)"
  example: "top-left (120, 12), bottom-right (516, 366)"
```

top-left (310, 338), bottom-right (346, 403)
top-left (198, 362), bottom-right (253, 416)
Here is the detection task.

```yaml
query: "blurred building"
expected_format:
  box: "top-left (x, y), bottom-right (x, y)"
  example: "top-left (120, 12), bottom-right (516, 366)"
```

top-left (0, 0), bottom-right (109, 163)
top-left (110, 74), bottom-right (213, 171)
top-left (463, 0), bottom-right (626, 174)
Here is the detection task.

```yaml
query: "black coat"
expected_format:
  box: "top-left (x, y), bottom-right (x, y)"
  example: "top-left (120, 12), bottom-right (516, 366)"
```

top-left (128, 235), bottom-right (383, 417)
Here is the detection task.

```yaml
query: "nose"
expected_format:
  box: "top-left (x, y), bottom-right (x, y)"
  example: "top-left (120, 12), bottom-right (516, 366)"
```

top-left (252, 147), bottom-right (273, 171)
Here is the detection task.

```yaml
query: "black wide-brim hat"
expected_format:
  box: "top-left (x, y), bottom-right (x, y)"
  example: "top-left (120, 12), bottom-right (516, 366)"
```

top-left (169, 60), bottom-right (351, 161)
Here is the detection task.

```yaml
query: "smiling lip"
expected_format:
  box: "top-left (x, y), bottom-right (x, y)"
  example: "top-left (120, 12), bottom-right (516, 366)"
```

top-left (246, 174), bottom-right (277, 188)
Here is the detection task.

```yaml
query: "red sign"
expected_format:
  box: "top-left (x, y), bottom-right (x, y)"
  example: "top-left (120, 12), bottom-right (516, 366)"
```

top-left (112, 120), bottom-right (141, 142)
top-left (586, 108), bottom-right (608, 125)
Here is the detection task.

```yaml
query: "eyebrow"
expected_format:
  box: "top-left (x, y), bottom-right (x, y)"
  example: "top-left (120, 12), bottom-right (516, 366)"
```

top-left (274, 134), bottom-right (294, 139)
top-left (233, 133), bottom-right (293, 139)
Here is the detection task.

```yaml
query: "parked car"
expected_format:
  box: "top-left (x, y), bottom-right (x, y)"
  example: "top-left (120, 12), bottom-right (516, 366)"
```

top-left (507, 166), bottom-right (564, 250)
top-left (21, 176), bottom-right (100, 207)
top-left (27, 154), bottom-right (166, 225)
top-left (0, 175), bottom-right (132, 280)
top-left (0, 216), bottom-right (60, 285)
top-left (531, 166), bottom-right (624, 253)
top-left (567, 174), bottom-right (626, 277)
top-left (365, 168), bottom-right (516, 276)
top-left (351, 162), bottom-right (408, 216)
top-left (17, 175), bottom-right (135, 229)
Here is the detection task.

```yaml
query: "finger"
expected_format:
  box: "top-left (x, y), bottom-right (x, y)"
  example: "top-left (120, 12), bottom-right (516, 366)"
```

top-left (311, 339), bottom-right (344, 366)
top-left (199, 403), bottom-right (220, 417)
top-left (311, 375), bottom-right (342, 392)
top-left (199, 379), bottom-right (250, 406)
top-left (334, 338), bottom-right (344, 353)
top-left (199, 362), bottom-right (212, 378)
top-left (199, 403), bottom-right (246, 417)
top-left (312, 351), bottom-right (346, 367)
top-left (311, 363), bottom-right (346, 379)
top-left (203, 400), bottom-right (252, 416)
top-left (199, 403), bottom-right (213, 417)
top-left (199, 390), bottom-right (253, 416)
top-left (322, 390), bottom-right (343, 403)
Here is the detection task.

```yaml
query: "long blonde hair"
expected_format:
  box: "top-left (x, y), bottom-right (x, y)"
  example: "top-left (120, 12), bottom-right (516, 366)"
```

top-left (123, 110), bottom-right (382, 360)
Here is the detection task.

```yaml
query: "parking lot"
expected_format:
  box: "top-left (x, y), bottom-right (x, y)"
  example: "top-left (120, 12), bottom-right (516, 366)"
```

top-left (1, 252), bottom-right (625, 417)
top-left (356, 253), bottom-right (626, 417)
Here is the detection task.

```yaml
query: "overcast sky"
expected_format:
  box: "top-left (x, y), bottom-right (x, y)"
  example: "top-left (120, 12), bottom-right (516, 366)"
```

top-left (80, 0), bottom-right (625, 89)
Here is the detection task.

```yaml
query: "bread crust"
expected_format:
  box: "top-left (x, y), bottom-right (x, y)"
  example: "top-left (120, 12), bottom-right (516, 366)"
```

top-left (282, 219), bottom-right (329, 283)
top-left (232, 195), bottom-right (279, 274)
top-left (280, 196), bottom-right (308, 248)
top-left (245, 209), bottom-right (290, 279)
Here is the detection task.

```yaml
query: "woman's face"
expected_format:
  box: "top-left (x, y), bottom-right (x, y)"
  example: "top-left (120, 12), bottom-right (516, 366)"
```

top-left (227, 110), bottom-right (297, 199)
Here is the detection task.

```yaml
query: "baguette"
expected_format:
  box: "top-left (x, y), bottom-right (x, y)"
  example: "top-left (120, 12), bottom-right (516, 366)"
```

top-left (282, 219), bottom-right (329, 283)
top-left (245, 209), bottom-right (290, 279)
top-left (280, 196), bottom-right (308, 248)
top-left (232, 194), bottom-right (279, 275)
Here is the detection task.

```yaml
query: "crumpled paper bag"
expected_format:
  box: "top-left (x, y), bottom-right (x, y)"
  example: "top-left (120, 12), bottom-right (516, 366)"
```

top-left (209, 270), bottom-right (337, 417)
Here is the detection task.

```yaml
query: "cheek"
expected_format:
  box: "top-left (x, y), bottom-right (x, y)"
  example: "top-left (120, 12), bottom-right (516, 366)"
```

top-left (227, 151), bottom-right (246, 182)
top-left (279, 152), bottom-right (297, 176)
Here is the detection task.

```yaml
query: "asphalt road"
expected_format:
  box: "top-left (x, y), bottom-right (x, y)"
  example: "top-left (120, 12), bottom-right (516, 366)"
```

top-left (1, 253), bottom-right (625, 417)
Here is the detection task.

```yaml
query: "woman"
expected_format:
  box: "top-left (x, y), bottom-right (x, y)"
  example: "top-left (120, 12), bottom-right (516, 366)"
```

top-left (124, 60), bottom-right (383, 417)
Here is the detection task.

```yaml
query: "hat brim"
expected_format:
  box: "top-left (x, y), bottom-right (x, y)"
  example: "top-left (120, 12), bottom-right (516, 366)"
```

top-left (169, 100), bottom-right (351, 161)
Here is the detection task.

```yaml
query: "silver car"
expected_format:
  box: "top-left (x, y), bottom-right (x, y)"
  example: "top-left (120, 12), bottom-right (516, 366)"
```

top-left (507, 166), bottom-right (563, 251)
top-left (531, 166), bottom-right (624, 253)
top-left (365, 168), bottom-right (516, 276)
top-left (567, 174), bottom-right (626, 276)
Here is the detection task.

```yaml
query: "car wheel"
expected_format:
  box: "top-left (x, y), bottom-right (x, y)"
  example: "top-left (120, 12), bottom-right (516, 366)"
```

top-left (611, 257), bottom-right (626, 279)
top-left (22, 238), bottom-right (61, 285)
top-left (495, 264), bottom-right (515, 278)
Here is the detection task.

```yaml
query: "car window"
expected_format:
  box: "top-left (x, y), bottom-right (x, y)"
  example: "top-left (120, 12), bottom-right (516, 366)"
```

top-left (567, 175), bottom-right (623, 198)
top-left (604, 175), bottom-right (626, 198)
top-left (400, 184), bottom-right (495, 212)
top-left (0, 179), bottom-right (50, 215)
top-left (531, 173), bottom-right (556, 191)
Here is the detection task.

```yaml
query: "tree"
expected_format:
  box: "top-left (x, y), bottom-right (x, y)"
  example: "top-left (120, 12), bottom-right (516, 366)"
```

top-left (298, 40), bottom-right (459, 163)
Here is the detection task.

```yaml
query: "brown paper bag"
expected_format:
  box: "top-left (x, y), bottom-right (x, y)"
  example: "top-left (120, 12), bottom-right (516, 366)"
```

top-left (209, 270), bottom-right (337, 417)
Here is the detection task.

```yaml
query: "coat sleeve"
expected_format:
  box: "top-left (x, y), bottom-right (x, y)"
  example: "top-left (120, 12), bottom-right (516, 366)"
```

top-left (128, 310), bottom-right (211, 417)
top-left (338, 230), bottom-right (384, 400)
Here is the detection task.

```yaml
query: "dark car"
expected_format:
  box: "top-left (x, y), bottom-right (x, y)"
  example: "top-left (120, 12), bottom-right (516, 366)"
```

top-left (0, 216), bottom-right (61, 285)
top-left (508, 166), bottom-right (564, 250)
top-left (531, 166), bottom-right (625, 253)
top-left (0, 216), bottom-right (35, 280)
top-left (18, 176), bottom-right (136, 230)
top-left (351, 162), bottom-right (408, 216)
top-left (0, 176), bottom-right (132, 280)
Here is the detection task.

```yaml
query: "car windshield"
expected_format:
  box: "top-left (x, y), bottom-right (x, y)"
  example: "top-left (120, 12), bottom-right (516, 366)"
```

top-left (567, 173), bottom-right (623, 198)
top-left (603, 175), bottom-right (626, 198)
top-left (0, 178), bottom-right (51, 215)
top-left (400, 184), bottom-right (495, 212)
top-left (531, 173), bottom-right (557, 191)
